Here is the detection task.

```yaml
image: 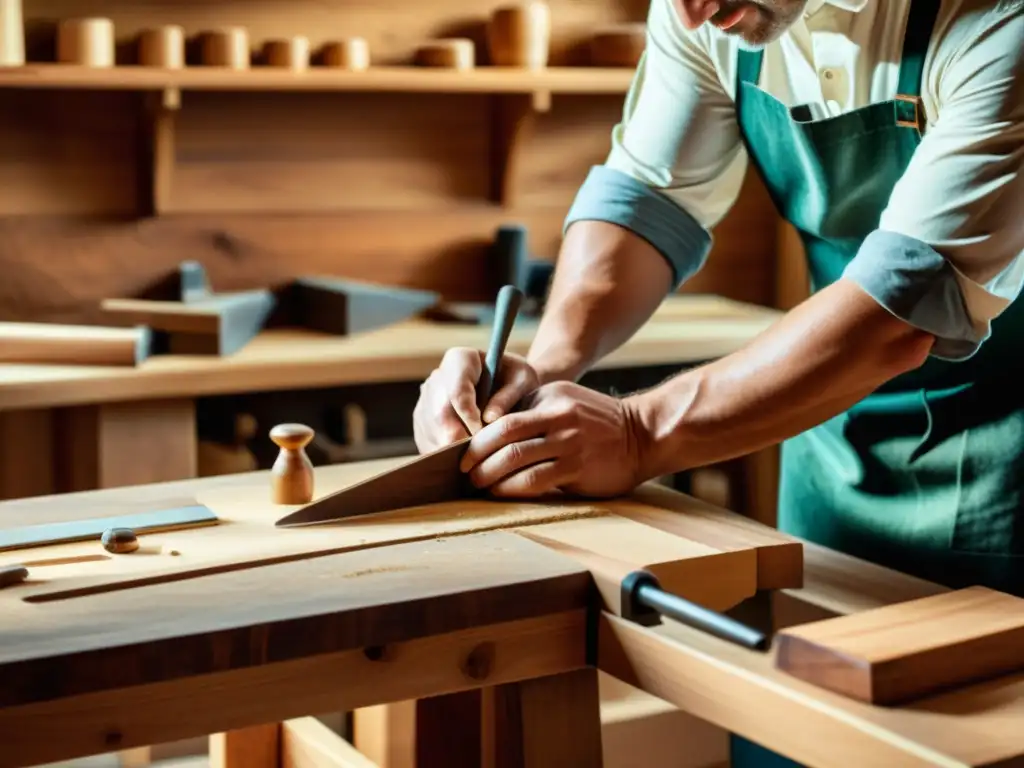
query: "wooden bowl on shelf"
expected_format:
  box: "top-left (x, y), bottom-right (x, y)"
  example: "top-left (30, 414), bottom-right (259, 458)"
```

top-left (137, 25), bottom-right (185, 68)
top-left (200, 27), bottom-right (251, 69)
top-left (57, 17), bottom-right (115, 67)
top-left (487, 1), bottom-right (550, 69)
top-left (319, 38), bottom-right (370, 71)
top-left (414, 38), bottom-right (475, 70)
top-left (589, 23), bottom-right (646, 67)
top-left (262, 36), bottom-right (310, 70)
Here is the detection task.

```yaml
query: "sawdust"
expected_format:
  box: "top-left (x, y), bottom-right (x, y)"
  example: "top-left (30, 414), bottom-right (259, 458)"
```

top-left (341, 565), bottom-right (420, 579)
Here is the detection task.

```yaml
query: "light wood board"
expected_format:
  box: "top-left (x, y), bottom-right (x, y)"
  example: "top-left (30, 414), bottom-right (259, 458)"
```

top-left (775, 585), bottom-right (1024, 705)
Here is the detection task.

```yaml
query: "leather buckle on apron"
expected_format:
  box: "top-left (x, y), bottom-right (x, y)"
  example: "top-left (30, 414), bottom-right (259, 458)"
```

top-left (895, 94), bottom-right (923, 132)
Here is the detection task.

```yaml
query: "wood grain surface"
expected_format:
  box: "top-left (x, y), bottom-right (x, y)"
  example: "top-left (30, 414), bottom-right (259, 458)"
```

top-left (775, 585), bottom-right (1024, 705)
top-left (0, 531), bottom-right (590, 708)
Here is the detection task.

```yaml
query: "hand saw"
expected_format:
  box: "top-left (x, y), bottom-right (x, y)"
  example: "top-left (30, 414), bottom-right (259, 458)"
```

top-left (275, 284), bottom-right (524, 528)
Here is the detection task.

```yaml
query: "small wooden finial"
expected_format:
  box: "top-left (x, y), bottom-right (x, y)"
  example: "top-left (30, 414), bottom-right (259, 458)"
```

top-left (270, 423), bottom-right (315, 505)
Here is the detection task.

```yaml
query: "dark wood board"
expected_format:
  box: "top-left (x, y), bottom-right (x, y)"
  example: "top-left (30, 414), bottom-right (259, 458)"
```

top-left (0, 531), bottom-right (590, 709)
top-left (775, 586), bottom-right (1024, 705)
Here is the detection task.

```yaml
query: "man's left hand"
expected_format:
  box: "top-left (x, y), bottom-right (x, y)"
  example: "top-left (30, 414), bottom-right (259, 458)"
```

top-left (459, 381), bottom-right (647, 498)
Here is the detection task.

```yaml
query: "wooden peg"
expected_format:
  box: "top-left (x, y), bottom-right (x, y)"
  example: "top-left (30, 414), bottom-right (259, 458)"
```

top-left (0, 564), bottom-right (28, 589)
top-left (263, 36), bottom-right (310, 70)
top-left (0, 0), bottom-right (24, 67)
top-left (270, 423), bottom-right (315, 505)
top-left (57, 18), bottom-right (115, 67)
top-left (201, 27), bottom-right (250, 69)
top-left (138, 25), bottom-right (185, 68)
top-left (589, 23), bottom-right (646, 67)
top-left (414, 39), bottom-right (475, 70)
top-left (487, 2), bottom-right (550, 69)
top-left (320, 38), bottom-right (370, 71)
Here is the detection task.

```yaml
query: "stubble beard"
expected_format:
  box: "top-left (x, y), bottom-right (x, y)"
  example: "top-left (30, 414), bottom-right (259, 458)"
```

top-left (711, 0), bottom-right (807, 49)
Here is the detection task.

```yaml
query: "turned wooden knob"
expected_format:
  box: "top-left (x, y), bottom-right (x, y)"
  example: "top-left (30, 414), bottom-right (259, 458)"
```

top-left (201, 27), bottom-right (250, 69)
top-left (320, 38), bottom-right (369, 71)
top-left (138, 25), bottom-right (185, 68)
top-left (101, 527), bottom-right (139, 554)
top-left (270, 423), bottom-right (315, 505)
top-left (590, 23), bottom-right (646, 67)
top-left (0, 0), bottom-right (25, 67)
top-left (487, 2), bottom-right (550, 69)
top-left (263, 36), bottom-right (310, 70)
top-left (414, 39), bottom-right (475, 70)
top-left (57, 17), bottom-right (116, 67)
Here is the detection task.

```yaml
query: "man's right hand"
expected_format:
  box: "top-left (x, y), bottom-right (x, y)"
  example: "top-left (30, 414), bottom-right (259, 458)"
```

top-left (413, 347), bottom-right (540, 453)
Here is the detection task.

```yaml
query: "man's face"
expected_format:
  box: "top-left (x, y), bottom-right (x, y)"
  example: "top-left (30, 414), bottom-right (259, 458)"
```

top-left (673, 0), bottom-right (808, 48)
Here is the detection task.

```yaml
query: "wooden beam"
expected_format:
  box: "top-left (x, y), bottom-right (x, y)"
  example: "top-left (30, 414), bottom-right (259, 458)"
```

top-left (210, 724), bottom-right (280, 768)
top-left (0, 610), bottom-right (586, 768)
top-left (282, 717), bottom-right (378, 768)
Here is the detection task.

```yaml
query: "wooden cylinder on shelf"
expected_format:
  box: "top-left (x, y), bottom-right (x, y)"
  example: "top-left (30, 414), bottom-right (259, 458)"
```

top-left (57, 17), bottom-right (116, 67)
top-left (201, 27), bottom-right (250, 69)
top-left (590, 23), bottom-right (646, 67)
top-left (487, 2), bottom-right (550, 69)
top-left (0, 0), bottom-right (24, 67)
top-left (320, 38), bottom-right (369, 71)
top-left (414, 39), bottom-right (475, 70)
top-left (137, 25), bottom-right (185, 68)
top-left (263, 36), bottom-right (310, 70)
top-left (0, 322), bottom-right (150, 366)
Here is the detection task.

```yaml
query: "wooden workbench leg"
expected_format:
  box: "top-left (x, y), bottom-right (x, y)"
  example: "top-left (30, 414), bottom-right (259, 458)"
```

top-left (210, 723), bottom-right (281, 767)
top-left (487, 667), bottom-right (603, 768)
top-left (55, 398), bottom-right (198, 491)
top-left (353, 691), bottom-right (484, 767)
top-left (0, 409), bottom-right (56, 499)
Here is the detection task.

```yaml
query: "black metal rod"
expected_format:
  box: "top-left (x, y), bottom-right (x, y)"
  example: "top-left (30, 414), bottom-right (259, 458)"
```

top-left (635, 582), bottom-right (769, 651)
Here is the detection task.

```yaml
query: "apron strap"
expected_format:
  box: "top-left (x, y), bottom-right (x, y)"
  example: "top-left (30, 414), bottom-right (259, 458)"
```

top-left (735, 49), bottom-right (763, 91)
top-left (894, 0), bottom-right (941, 131)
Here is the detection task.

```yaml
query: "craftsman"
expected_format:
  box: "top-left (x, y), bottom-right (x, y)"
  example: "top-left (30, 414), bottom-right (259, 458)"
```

top-left (416, 0), bottom-right (1022, 707)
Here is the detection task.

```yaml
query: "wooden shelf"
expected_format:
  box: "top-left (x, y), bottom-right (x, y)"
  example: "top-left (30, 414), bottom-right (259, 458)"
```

top-left (0, 64), bottom-right (635, 94)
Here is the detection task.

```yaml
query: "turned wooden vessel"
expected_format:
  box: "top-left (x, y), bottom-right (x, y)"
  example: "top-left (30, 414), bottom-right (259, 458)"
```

top-left (320, 38), bottom-right (370, 71)
top-left (590, 23), bottom-right (646, 67)
top-left (263, 36), bottom-right (310, 70)
top-left (137, 25), bottom-right (185, 68)
top-left (0, 0), bottom-right (24, 67)
top-left (487, 2), bottom-right (550, 69)
top-left (270, 423), bottom-right (315, 505)
top-left (57, 17), bottom-right (116, 67)
top-left (201, 27), bottom-right (251, 69)
top-left (414, 38), bottom-right (475, 70)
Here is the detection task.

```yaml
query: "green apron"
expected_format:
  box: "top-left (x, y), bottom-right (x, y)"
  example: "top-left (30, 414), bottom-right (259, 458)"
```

top-left (728, 2), bottom-right (1024, 764)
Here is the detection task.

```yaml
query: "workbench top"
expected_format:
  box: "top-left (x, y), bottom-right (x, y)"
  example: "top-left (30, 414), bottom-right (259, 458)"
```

top-left (0, 294), bottom-right (781, 409)
top-left (2, 453), bottom-right (1019, 768)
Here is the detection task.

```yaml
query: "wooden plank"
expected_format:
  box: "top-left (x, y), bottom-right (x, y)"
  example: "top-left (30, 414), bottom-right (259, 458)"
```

top-left (0, 609), bottom-right (587, 768)
top-left (0, 409), bottom-right (55, 500)
top-left (210, 724), bottom-right (280, 768)
top-left (0, 321), bottom-right (149, 366)
top-left (517, 515), bottom-right (758, 612)
top-left (283, 717), bottom-right (379, 768)
top-left (0, 502), bottom-right (217, 552)
top-left (613, 482), bottom-right (804, 591)
top-left (775, 586), bottom-right (1024, 705)
top-left (0, 532), bottom-right (590, 708)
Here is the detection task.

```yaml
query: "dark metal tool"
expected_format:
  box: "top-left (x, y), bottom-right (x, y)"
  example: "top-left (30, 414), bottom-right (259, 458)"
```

top-left (621, 569), bottom-right (769, 651)
top-left (274, 284), bottom-right (524, 528)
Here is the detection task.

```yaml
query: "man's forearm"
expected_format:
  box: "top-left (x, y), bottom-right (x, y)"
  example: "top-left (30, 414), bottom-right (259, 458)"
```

top-left (527, 221), bottom-right (675, 384)
top-left (628, 278), bottom-right (935, 478)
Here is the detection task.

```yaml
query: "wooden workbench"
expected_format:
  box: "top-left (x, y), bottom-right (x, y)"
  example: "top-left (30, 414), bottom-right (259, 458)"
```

top-left (1, 457), bottom-right (1022, 768)
top-left (0, 295), bottom-right (781, 500)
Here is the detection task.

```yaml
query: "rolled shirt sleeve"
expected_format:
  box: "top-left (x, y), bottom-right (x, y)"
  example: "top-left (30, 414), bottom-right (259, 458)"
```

top-left (843, 2), bottom-right (1024, 360)
top-left (562, 0), bottom-right (748, 290)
